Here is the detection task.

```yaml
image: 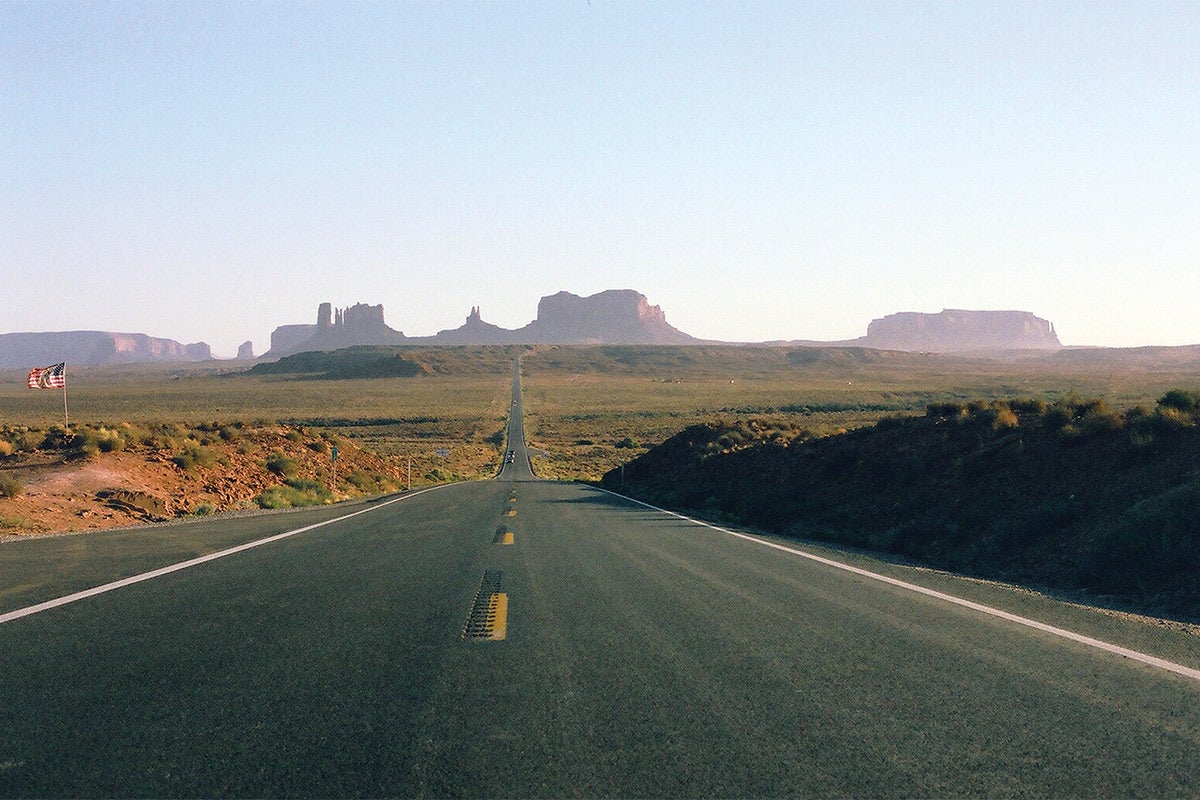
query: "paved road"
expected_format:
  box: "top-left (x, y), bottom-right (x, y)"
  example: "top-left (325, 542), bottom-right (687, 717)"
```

top-left (1, 361), bottom-right (1199, 797)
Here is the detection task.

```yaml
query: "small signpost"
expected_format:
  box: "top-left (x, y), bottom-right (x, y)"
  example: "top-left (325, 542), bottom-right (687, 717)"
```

top-left (330, 445), bottom-right (338, 491)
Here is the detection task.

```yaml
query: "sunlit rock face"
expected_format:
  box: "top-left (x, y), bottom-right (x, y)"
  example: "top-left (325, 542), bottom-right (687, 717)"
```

top-left (521, 290), bottom-right (697, 345)
top-left (862, 309), bottom-right (1062, 352)
top-left (0, 331), bottom-right (211, 368)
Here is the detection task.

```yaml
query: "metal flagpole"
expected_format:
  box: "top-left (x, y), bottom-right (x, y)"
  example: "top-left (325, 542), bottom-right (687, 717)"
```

top-left (62, 363), bottom-right (69, 431)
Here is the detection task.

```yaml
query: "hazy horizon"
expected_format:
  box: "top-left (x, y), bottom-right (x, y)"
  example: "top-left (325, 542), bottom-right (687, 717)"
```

top-left (5, 2), bottom-right (1197, 358)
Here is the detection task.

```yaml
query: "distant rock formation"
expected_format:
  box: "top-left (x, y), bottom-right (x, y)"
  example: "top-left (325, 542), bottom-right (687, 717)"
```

top-left (237, 341), bottom-right (255, 360)
top-left (0, 331), bottom-right (211, 369)
top-left (859, 309), bottom-right (1061, 352)
top-left (258, 295), bottom-right (1063, 360)
top-left (431, 306), bottom-right (517, 345)
top-left (517, 290), bottom-right (698, 345)
top-left (263, 290), bottom-right (697, 358)
top-left (264, 302), bottom-right (406, 358)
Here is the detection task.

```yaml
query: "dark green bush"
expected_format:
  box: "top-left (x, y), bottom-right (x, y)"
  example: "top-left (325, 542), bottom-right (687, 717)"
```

top-left (926, 402), bottom-right (966, 418)
top-left (284, 477), bottom-right (326, 494)
top-left (1158, 390), bottom-right (1200, 414)
top-left (265, 452), bottom-right (299, 477)
top-left (1009, 397), bottom-right (1047, 415)
top-left (1042, 405), bottom-right (1074, 431)
top-left (39, 428), bottom-right (74, 451)
top-left (254, 486), bottom-right (308, 509)
top-left (173, 442), bottom-right (216, 470)
top-left (255, 479), bottom-right (332, 509)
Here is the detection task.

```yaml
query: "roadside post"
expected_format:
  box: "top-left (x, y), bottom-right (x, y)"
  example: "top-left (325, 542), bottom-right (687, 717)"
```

top-left (330, 445), bottom-right (338, 492)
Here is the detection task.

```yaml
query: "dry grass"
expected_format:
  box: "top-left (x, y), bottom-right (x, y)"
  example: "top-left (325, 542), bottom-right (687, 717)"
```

top-left (519, 345), bottom-right (1200, 480)
top-left (4, 346), bottom-right (1199, 484)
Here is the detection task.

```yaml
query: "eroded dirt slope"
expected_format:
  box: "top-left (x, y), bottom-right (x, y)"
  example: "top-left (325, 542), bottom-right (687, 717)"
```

top-left (0, 426), bottom-right (407, 537)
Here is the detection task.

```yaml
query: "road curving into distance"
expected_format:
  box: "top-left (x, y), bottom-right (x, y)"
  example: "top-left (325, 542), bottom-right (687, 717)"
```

top-left (1, 358), bottom-right (1198, 797)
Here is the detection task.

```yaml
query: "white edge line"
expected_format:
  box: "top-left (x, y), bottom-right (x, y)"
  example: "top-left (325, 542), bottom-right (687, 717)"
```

top-left (0, 485), bottom-right (451, 626)
top-left (598, 487), bottom-right (1200, 684)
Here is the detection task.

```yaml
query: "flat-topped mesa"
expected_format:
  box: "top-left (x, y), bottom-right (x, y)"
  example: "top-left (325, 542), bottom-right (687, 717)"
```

top-left (0, 331), bottom-right (211, 368)
top-left (526, 290), bottom-right (696, 345)
top-left (863, 309), bottom-right (1061, 352)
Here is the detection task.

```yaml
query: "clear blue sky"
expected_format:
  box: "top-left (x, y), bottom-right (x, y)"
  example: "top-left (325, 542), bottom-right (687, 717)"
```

top-left (4, 1), bottom-right (1198, 357)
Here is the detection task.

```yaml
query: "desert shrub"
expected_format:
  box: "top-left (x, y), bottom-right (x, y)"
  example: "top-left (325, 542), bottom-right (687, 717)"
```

top-left (926, 402), bottom-right (966, 419)
top-left (615, 437), bottom-right (639, 449)
top-left (218, 425), bottom-right (242, 442)
top-left (1042, 405), bottom-right (1074, 432)
top-left (1009, 397), bottom-right (1047, 415)
top-left (965, 399), bottom-right (990, 415)
top-left (0, 441), bottom-right (14, 458)
top-left (1072, 397), bottom-right (1107, 417)
top-left (192, 503), bottom-right (216, 516)
top-left (1154, 407), bottom-right (1195, 432)
top-left (94, 427), bottom-right (126, 453)
top-left (0, 513), bottom-right (36, 531)
top-left (0, 476), bottom-right (24, 498)
top-left (425, 467), bottom-right (456, 483)
top-left (284, 429), bottom-right (304, 443)
top-left (254, 486), bottom-right (307, 509)
top-left (118, 423), bottom-right (155, 447)
top-left (265, 451), bottom-right (299, 477)
top-left (1124, 405), bottom-right (1151, 422)
top-left (141, 423), bottom-right (188, 451)
top-left (284, 477), bottom-right (326, 493)
top-left (959, 400), bottom-right (1016, 430)
top-left (345, 470), bottom-right (377, 492)
top-left (6, 430), bottom-right (39, 453)
top-left (39, 427), bottom-right (74, 451)
top-left (1158, 390), bottom-right (1200, 414)
top-left (345, 470), bottom-right (398, 494)
top-left (173, 442), bottom-right (217, 471)
top-left (69, 430), bottom-right (102, 459)
top-left (306, 440), bottom-right (329, 455)
top-left (992, 407), bottom-right (1020, 430)
top-left (1079, 407), bottom-right (1124, 435)
top-left (255, 479), bottom-right (332, 508)
top-left (486, 429), bottom-right (506, 446)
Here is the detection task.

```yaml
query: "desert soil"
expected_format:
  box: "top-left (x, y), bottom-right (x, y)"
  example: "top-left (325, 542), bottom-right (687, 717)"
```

top-left (0, 427), bottom-right (406, 538)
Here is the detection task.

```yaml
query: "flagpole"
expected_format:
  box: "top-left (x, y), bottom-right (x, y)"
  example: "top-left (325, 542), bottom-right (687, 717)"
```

top-left (62, 363), bottom-right (69, 431)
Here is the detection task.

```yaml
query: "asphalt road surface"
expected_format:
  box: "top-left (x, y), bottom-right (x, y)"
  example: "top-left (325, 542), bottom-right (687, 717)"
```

top-left (1, 360), bottom-right (1198, 797)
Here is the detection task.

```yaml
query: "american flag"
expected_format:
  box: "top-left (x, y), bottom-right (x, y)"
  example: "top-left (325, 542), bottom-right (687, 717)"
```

top-left (28, 362), bottom-right (66, 389)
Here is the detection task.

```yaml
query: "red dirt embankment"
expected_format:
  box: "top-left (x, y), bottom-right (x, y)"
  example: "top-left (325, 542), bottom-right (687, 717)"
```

top-left (0, 426), bottom-right (405, 537)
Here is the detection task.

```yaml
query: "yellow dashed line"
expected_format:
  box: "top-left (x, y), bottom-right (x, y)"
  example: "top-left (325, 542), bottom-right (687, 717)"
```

top-left (486, 593), bottom-right (508, 640)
